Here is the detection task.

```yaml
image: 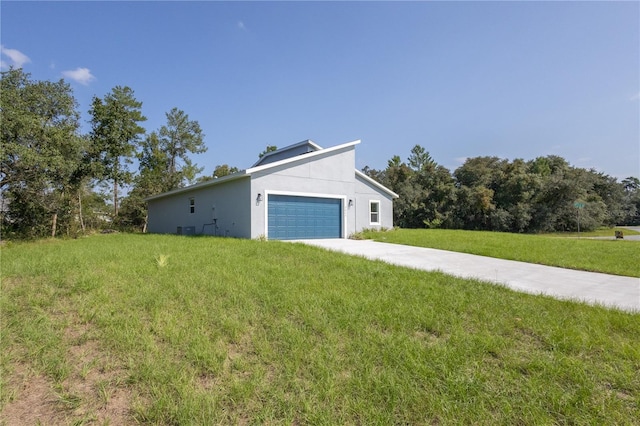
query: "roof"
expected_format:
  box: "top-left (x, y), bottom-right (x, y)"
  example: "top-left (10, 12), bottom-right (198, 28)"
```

top-left (246, 139), bottom-right (360, 174)
top-left (251, 139), bottom-right (323, 167)
top-left (144, 172), bottom-right (250, 201)
top-left (145, 139), bottom-right (398, 201)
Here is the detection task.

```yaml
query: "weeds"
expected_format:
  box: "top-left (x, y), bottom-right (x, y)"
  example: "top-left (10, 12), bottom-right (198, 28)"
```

top-left (154, 254), bottom-right (170, 268)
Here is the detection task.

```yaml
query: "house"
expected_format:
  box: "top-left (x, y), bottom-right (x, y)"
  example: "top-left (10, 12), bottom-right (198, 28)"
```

top-left (146, 139), bottom-right (398, 240)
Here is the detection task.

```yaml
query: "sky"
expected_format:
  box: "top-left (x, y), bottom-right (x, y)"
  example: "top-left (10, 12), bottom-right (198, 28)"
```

top-left (2, 1), bottom-right (639, 180)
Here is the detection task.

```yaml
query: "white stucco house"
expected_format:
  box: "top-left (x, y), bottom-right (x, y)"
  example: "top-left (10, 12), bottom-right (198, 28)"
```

top-left (146, 139), bottom-right (398, 240)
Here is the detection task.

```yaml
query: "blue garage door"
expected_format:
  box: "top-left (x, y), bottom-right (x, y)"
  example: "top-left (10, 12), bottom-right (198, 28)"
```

top-left (268, 195), bottom-right (342, 240)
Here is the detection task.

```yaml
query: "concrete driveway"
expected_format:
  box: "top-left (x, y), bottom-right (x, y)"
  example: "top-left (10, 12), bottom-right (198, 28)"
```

top-left (620, 226), bottom-right (640, 241)
top-left (294, 239), bottom-right (640, 313)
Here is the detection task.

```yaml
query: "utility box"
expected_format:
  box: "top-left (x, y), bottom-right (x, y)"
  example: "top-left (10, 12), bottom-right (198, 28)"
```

top-left (177, 226), bottom-right (196, 235)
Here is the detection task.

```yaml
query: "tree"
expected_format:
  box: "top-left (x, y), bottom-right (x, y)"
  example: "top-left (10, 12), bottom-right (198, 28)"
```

top-left (526, 160), bottom-right (598, 232)
top-left (493, 159), bottom-right (538, 232)
top-left (382, 155), bottom-right (415, 227)
top-left (259, 145), bottom-right (278, 159)
top-left (89, 86), bottom-right (146, 217)
top-left (158, 107), bottom-right (206, 188)
top-left (363, 147), bottom-right (457, 229)
top-left (407, 146), bottom-right (455, 228)
top-left (621, 177), bottom-right (640, 225)
top-left (450, 157), bottom-right (507, 230)
top-left (75, 180), bottom-right (110, 232)
top-left (119, 108), bottom-right (207, 231)
top-left (118, 132), bottom-right (171, 231)
top-left (361, 165), bottom-right (385, 184)
top-left (454, 156), bottom-right (506, 189)
top-left (622, 177), bottom-right (640, 193)
top-left (1, 68), bottom-right (84, 238)
top-left (450, 185), bottom-right (495, 230)
top-left (588, 170), bottom-right (625, 227)
top-left (407, 144), bottom-right (436, 172)
top-left (213, 164), bottom-right (239, 178)
top-left (369, 147), bottom-right (627, 233)
top-left (137, 132), bottom-right (170, 190)
top-left (194, 164), bottom-right (241, 184)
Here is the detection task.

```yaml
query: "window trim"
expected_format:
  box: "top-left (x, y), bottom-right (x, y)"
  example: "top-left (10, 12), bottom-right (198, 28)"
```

top-left (189, 197), bottom-right (195, 214)
top-left (369, 200), bottom-right (381, 225)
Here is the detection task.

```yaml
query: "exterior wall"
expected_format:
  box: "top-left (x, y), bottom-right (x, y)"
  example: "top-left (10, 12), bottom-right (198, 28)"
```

top-left (146, 143), bottom-right (396, 239)
top-left (147, 177), bottom-right (252, 238)
top-left (354, 174), bottom-right (394, 231)
top-left (250, 146), bottom-right (357, 239)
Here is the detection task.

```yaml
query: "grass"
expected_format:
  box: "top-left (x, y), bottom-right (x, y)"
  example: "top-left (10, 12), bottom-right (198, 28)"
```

top-left (546, 227), bottom-right (640, 238)
top-left (1, 234), bottom-right (639, 424)
top-left (359, 228), bottom-right (640, 277)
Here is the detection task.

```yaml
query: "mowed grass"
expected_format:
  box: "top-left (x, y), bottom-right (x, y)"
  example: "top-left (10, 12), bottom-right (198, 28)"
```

top-left (1, 234), bottom-right (639, 424)
top-left (547, 227), bottom-right (640, 238)
top-left (360, 228), bottom-right (640, 277)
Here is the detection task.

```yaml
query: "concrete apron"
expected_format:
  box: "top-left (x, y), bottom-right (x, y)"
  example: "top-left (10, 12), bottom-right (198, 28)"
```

top-left (293, 239), bottom-right (640, 313)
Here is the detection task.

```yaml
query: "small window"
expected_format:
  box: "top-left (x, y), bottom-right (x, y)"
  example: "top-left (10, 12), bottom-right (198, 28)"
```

top-left (370, 201), bottom-right (380, 225)
top-left (189, 198), bottom-right (195, 214)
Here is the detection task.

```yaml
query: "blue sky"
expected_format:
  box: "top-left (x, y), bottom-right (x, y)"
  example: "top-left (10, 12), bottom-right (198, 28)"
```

top-left (2, 1), bottom-right (639, 180)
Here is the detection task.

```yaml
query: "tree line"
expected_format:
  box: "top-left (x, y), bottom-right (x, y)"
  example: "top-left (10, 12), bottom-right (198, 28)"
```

top-left (363, 145), bottom-right (640, 232)
top-left (2, 68), bottom-right (638, 239)
top-left (1, 68), bottom-right (216, 238)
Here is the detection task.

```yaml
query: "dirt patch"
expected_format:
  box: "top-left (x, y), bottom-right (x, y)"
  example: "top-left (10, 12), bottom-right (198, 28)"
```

top-left (1, 364), bottom-right (68, 425)
top-left (2, 313), bottom-right (137, 425)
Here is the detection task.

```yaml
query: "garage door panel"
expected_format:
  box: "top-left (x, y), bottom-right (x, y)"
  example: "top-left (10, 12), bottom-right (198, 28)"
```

top-left (268, 195), bottom-right (341, 240)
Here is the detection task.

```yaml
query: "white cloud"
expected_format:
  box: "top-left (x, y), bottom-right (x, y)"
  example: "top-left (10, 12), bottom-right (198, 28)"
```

top-left (454, 157), bottom-right (468, 164)
top-left (0, 45), bottom-right (31, 69)
top-left (237, 20), bottom-right (246, 30)
top-left (62, 67), bottom-right (96, 85)
top-left (630, 92), bottom-right (640, 101)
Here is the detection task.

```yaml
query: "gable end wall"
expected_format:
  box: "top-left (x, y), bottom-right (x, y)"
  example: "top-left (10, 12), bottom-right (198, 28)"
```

top-left (354, 174), bottom-right (394, 230)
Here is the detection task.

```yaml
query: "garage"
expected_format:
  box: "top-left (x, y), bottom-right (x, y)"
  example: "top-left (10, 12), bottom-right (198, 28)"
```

top-left (268, 194), bottom-right (342, 240)
top-left (146, 140), bottom-right (398, 238)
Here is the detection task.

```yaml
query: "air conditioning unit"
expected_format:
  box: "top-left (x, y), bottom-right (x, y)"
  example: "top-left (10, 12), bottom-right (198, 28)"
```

top-left (177, 226), bottom-right (196, 235)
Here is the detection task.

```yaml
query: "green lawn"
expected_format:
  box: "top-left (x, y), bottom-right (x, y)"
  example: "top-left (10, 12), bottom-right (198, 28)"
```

top-left (359, 228), bottom-right (640, 277)
top-left (1, 234), bottom-right (639, 424)
top-left (546, 227), bottom-right (640, 238)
